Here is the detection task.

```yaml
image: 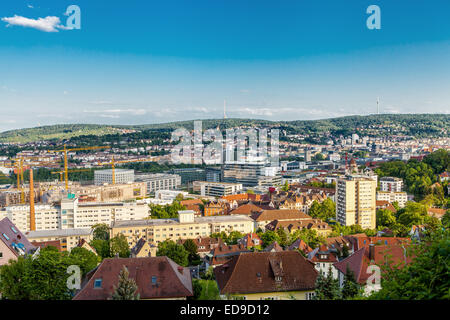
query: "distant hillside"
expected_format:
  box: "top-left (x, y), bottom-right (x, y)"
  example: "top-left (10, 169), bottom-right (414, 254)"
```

top-left (0, 124), bottom-right (123, 143)
top-left (0, 114), bottom-right (449, 143)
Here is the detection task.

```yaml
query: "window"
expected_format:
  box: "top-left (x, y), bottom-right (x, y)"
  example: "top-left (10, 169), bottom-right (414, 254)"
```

top-left (94, 279), bottom-right (102, 288)
top-left (10, 226), bottom-right (18, 233)
top-left (151, 276), bottom-right (157, 284)
top-left (2, 233), bottom-right (9, 241)
top-left (0, 252), bottom-right (3, 258)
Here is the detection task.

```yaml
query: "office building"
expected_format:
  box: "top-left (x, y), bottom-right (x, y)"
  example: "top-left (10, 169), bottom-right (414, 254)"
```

top-left (336, 175), bottom-right (377, 229)
top-left (94, 169), bottom-right (135, 185)
top-left (135, 173), bottom-right (181, 195)
top-left (192, 181), bottom-right (243, 197)
top-left (206, 167), bottom-right (222, 182)
top-left (169, 168), bottom-right (206, 185)
top-left (223, 162), bottom-right (281, 187)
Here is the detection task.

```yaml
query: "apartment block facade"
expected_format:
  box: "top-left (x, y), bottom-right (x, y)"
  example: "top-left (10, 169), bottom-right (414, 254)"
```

top-left (336, 175), bottom-right (377, 229)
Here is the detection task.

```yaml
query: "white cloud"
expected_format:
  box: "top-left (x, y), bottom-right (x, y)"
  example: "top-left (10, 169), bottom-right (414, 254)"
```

top-left (1, 15), bottom-right (68, 32)
top-left (27, 4), bottom-right (34, 9)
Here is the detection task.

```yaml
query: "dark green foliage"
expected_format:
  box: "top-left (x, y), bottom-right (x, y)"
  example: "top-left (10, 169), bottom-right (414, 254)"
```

top-left (308, 198), bottom-right (336, 222)
top-left (342, 266), bottom-right (360, 299)
top-left (183, 239), bottom-right (201, 265)
top-left (0, 246), bottom-right (99, 300)
top-left (68, 247), bottom-right (100, 276)
top-left (90, 239), bottom-right (112, 259)
top-left (150, 201), bottom-right (186, 219)
top-left (368, 228), bottom-right (450, 300)
top-left (110, 266), bottom-right (140, 300)
top-left (313, 266), bottom-right (341, 300)
top-left (156, 240), bottom-right (189, 267)
top-left (190, 279), bottom-right (221, 300)
top-left (110, 234), bottom-right (130, 258)
top-left (92, 223), bottom-right (110, 241)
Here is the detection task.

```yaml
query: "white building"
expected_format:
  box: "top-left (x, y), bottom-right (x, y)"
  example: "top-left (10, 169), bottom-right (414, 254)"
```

top-left (154, 190), bottom-right (189, 201)
top-left (135, 173), bottom-right (181, 194)
top-left (379, 177), bottom-right (403, 192)
top-left (376, 191), bottom-right (408, 208)
top-left (192, 181), bottom-right (243, 197)
top-left (0, 197), bottom-right (150, 232)
top-left (94, 169), bottom-right (135, 185)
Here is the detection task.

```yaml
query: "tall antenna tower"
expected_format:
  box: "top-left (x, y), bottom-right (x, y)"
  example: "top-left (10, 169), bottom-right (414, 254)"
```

top-left (223, 99), bottom-right (227, 119)
top-left (377, 97), bottom-right (380, 115)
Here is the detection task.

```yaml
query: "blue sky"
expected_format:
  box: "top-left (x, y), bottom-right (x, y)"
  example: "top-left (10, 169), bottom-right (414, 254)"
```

top-left (0, 0), bottom-right (449, 132)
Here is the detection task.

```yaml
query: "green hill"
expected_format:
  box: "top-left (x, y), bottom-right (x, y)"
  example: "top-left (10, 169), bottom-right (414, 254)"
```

top-left (0, 114), bottom-right (449, 143)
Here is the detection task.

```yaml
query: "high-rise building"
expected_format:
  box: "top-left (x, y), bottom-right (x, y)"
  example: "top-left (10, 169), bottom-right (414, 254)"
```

top-left (94, 169), bottom-right (135, 185)
top-left (336, 175), bottom-right (377, 229)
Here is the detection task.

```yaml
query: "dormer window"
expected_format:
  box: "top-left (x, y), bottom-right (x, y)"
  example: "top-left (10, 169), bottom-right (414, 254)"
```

top-left (94, 279), bottom-right (102, 288)
top-left (2, 233), bottom-right (9, 241)
top-left (151, 276), bottom-right (157, 284)
top-left (275, 276), bottom-right (282, 282)
top-left (10, 226), bottom-right (17, 233)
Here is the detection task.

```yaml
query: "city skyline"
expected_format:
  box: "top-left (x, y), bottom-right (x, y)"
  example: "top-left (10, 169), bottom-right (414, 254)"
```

top-left (1, 0), bottom-right (450, 132)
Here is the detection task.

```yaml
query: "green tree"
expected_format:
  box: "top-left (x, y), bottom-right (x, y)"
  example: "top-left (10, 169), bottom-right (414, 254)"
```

top-left (156, 240), bottom-right (189, 267)
top-left (376, 209), bottom-right (397, 229)
top-left (110, 266), bottom-right (140, 300)
top-left (110, 234), bottom-right (130, 258)
top-left (342, 265), bottom-right (359, 299)
top-left (282, 181), bottom-right (290, 192)
top-left (313, 266), bottom-right (341, 300)
top-left (368, 228), bottom-right (450, 300)
top-left (92, 223), bottom-right (110, 241)
top-left (227, 231), bottom-right (245, 245)
top-left (260, 230), bottom-right (280, 248)
top-left (90, 239), bottom-right (111, 259)
top-left (183, 239), bottom-right (201, 265)
top-left (68, 247), bottom-right (99, 276)
top-left (276, 228), bottom-right (289, 247)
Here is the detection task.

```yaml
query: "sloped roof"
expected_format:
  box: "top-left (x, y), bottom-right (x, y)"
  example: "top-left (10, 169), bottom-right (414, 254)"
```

top-left (214, 251), bottom-right (318, 294)
top-left (229, 203), bottom-right (264, 215)
top-left (0, 217), bottom-right (36, 257)
top-left (251, 209), bottom-right (311, 222)
top-left (73, 257), bottom-right (193, 300)
top-left (264, 241), bottom-right (284, 252)
top-left (334, 244), bottom-right (413, 284)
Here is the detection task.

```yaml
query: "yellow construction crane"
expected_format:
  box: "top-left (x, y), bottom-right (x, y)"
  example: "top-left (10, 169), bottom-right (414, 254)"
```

top-left (51, 168), bottom-right (92, 182)
top-left (97, 156), bottom-right (155, 184)
top-left (48, 144), bottom-right (110, 191)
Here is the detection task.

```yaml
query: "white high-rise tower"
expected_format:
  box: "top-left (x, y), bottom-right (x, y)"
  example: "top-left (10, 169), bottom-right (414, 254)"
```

top-left (223, 99), bottom-right (227, 119)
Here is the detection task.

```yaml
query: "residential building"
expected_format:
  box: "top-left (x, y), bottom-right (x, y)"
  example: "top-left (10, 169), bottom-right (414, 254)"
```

top-left (130, 238), bottom-right (157, 258)
top-left (379, 177), bottom-right (403, 192)
top-left (265, 218), bottom-right (332, 237)
top-left (73, 257), bottom-right (193, 300)
top-left (376, 191), bottom-right (408, 208)
top-left (0, 217), bottom-right (36, 266)
top-left (135, 173), bottom-right (181, 195)
top-left (203, 201), bottom-right (230, 216)
top-left (214, 251), bottom-right (318, 300)
top-left (178, 236), bottom-right (225, 258)
top-left (334, 242), bottom-right (413, 295)
top-left (154, 190), bottom-right (189, 201)
top-left (308, 245), bottom-right (339, 279)
top-left (111, 211), bottom-right (254, 247)
top-left (25, 228), bottom-right (93, 251)
top-left (336, 175), bottom-right (377, 229)
top-left (250, 209), bottom-right (312, 230)
top-left (94, 169), bottom-right (135, 185)
top-left (205, 167), bottom-right (222, 182)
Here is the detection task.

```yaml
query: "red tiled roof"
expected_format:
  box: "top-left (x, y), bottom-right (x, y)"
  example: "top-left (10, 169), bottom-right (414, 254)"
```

top-left (73, 257), bottom-right (193, 300)
top-left (229, 203), bottom-right (264, 215)
top-left (251, 209), bottom-right (311, 222)
top-left (334, 244), bottom-right (413, 284)
top-left (214, 251), bottom-right (318, 295)
top-left (31, 240), bottom-right (62, 252)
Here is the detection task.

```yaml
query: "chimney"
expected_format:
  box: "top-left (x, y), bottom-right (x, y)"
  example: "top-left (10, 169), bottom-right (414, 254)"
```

top-left (29, 168), bottom-right (36, 231)
top-left (368, 244), bottom-right (375, 260)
